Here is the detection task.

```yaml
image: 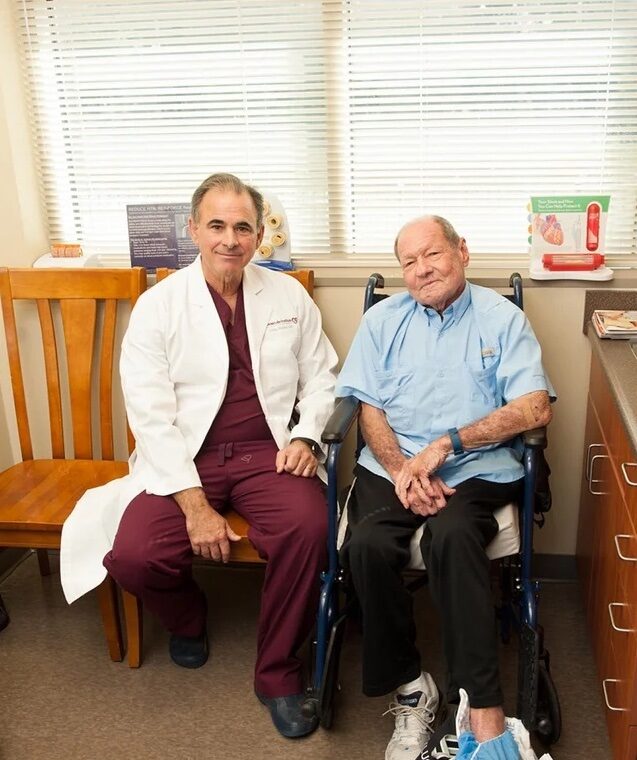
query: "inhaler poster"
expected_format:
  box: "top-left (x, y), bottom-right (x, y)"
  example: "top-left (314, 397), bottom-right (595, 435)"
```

top-left (127, 204), bottom-right (199, 270)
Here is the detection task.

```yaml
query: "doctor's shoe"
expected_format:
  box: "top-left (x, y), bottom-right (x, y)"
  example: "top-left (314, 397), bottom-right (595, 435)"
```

top-left (168, 628), bottom-right (209, 669)
top-left (256, 692), bottom-right (319, 738)
top-left (385, 671), bottom-right (440, 760)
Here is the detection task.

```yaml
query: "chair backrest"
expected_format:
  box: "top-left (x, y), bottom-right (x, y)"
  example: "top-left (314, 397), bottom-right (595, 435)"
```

top-left (0, 267), bottom-right (147, 462)
top-left (363, 272), bottom-right (523, 314)
top-left (155, 267), bottom-right (314, 297)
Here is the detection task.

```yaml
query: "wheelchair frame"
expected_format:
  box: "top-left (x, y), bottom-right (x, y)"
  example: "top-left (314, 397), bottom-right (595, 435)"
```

top-left (304, 273), bottom-right (561, 747)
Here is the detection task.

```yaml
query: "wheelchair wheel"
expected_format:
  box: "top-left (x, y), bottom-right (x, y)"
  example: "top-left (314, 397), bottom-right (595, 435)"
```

top-left (0, 593), bottom-right (9, 632)
top-left (318, 612), bottom-right (347, 729)
top-left (534, 657), bottom-right (561, 746)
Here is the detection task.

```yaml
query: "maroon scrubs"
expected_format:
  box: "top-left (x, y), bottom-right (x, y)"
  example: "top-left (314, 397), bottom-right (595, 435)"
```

top-left (104, 284), bottom-right (327, 697)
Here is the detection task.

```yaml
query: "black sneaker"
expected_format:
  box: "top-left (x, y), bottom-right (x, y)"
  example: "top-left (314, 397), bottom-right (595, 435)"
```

top-left (415, 705), bottom-right (459, 759)
top-left (168, 628), bottom-right (209, 669)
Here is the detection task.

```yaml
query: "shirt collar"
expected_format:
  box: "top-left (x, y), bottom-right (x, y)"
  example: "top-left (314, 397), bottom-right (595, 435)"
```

top-left (421, 282), bottom-right (471, 325)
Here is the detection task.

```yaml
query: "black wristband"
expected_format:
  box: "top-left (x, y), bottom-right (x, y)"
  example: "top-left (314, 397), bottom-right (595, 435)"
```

top-left (448, 427), bottom-right (464, 456)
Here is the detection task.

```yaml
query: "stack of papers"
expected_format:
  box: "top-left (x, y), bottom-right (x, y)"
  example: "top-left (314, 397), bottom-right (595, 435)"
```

top-left (592, 309), bottom-right (637, 339)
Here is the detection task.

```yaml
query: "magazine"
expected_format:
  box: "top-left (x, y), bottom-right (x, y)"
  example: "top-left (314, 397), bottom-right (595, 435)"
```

top-left (592, 309), bottom-right (637, 339)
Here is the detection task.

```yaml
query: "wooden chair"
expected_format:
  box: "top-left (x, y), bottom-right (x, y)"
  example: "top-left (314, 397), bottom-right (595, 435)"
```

top-left (121, 267), bottom-right (315, 666)
top-left (0, 267), bottom-right (147, 661)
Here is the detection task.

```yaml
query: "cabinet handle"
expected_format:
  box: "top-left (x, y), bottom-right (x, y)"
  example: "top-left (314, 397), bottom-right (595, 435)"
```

top-left (602, 679), bottom-right (628, 712)
top-left (608, 603), bottom-right (635, 633)
top-left (614, 534), bottom-right (637, 562)
top-left (621, 462), bottom-right (637, 487)
top-left (586, 443), bottom-right (605, 480)
top-left (589, 454), bottom-right (608, 495)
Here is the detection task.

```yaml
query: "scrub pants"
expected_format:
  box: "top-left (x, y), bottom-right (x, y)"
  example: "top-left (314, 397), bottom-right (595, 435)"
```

top-left (104, 439), bottom-right (328, 698)
top-left (342, 464), bottom-right (522, 708)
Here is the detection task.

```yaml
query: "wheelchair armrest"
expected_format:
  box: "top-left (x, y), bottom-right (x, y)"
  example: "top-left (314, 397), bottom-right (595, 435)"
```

top-left (522, 426), bottom-right (547, 449)
top-left (321, 396), bottom-right (361, 445)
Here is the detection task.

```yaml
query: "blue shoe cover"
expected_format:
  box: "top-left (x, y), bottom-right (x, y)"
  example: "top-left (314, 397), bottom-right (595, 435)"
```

top-left (456, 728), bottom-right (520, 759)
top-left (456, 731), bottom-right (480, 758)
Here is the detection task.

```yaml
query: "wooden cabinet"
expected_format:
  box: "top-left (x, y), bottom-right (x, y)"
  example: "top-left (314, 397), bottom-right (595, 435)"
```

top-left (577, 352), bottom-right (637, 760)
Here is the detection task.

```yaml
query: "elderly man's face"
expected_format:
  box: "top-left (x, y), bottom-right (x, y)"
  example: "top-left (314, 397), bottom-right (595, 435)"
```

top-left (396, 219), bottom-right (469, 311)
top-left (189, 188), bottom-right (263, 284)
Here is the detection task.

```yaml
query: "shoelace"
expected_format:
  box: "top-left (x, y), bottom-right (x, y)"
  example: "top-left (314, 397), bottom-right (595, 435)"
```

top-left (384, 699), bottom-right (437, 736)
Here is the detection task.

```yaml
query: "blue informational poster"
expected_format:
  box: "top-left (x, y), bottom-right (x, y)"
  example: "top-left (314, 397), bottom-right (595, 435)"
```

top-left (126, 203), bottom-right (199, 270)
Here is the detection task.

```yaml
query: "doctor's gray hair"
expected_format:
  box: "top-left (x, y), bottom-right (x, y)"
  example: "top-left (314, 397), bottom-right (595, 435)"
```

top-left (191, 173), bottom-right (264, 228)
top-left (393, 215), bottom-right (460, 259)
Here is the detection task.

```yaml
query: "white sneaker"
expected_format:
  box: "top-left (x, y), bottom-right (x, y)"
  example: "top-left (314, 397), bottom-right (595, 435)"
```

top-left (385, 672), bottom-right (440, 760)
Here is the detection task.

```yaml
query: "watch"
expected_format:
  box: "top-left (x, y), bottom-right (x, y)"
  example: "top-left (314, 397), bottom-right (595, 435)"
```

top-left (293, 437), bottom-right (321, 456)
top-left (447, 427), bottom-right (464, 456)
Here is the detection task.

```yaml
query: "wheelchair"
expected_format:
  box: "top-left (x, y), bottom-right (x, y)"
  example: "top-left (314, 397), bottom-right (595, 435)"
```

top-left (303, 272), bottom-right (562, 749)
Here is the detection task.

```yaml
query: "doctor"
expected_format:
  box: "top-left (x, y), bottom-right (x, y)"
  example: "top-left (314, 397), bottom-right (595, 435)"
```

top-left (60, 173), bottom-right (338, 739)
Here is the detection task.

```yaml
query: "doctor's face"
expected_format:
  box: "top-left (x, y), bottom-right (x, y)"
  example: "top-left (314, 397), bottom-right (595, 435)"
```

top-left (189, 188), bottom-right (264, 284)
top-left (396, 219), bottom-right (469, 312)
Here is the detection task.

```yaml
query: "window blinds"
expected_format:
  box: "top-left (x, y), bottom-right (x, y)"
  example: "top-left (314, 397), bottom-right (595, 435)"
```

top-left (14, 0), bottom-right (637, 258)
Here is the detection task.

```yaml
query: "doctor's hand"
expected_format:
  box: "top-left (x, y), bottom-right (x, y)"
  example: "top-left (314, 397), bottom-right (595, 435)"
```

top-left (276, 439), bottom-right (318, 478)
top-left (173, 487), bottom-right (241, 563)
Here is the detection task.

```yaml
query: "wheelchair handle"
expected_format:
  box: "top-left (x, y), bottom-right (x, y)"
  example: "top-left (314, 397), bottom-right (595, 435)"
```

top-left (363, 273), bottom-right (385, 314)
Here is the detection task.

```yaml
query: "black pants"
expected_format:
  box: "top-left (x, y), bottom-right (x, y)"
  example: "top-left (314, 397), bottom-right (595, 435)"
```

top-left (342, 464), bottom-right (522, 708)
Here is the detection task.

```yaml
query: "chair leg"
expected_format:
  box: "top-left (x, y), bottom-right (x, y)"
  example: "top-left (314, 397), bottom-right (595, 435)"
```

top-left (96, 575), bottom-right (124, 662)
top-left (36, 549), bottom-right (51, 576)
top-left (122, 589), bottom-right (143, 668)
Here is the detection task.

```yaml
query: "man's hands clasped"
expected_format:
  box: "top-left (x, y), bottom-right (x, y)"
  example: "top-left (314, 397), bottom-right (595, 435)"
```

top-left (393, 440), bottom-right (455, 516)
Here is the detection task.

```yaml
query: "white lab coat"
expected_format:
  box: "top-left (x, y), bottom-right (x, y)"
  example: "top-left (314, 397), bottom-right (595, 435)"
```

top-left (60, 259), bottom-right (338, 603)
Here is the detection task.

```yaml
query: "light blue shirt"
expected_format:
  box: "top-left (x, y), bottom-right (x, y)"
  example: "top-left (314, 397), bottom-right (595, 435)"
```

top-left (336, 282), bottom-right (554, 487)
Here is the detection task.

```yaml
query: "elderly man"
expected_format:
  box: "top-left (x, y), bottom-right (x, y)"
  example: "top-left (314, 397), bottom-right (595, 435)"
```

top-left (336, 216), bottom-right (553, 760)
top-left (61, 173), bottom-right (338, 739)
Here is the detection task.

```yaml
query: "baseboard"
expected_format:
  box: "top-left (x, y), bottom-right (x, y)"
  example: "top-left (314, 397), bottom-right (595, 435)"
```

top-left (532, 553), bottom-right (578, 581)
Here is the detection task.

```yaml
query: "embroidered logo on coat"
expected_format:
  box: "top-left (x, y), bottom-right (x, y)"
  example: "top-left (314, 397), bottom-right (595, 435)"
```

top-left (267, 317), bottom-right (298, 328)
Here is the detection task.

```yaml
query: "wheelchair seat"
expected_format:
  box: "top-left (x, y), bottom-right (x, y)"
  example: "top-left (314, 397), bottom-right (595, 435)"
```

top-left (336, 490), bottom-right (520, 569)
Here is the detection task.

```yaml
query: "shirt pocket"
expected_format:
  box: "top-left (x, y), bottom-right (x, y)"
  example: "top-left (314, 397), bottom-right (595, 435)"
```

top-left (375, 367), bottom-right (415, 430)
top-left (467, 362), bottom-right (499, 409)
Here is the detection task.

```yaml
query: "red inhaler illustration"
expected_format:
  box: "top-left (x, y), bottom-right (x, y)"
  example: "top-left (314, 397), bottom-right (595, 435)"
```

top-left (586, 202), bottom-right (601, 251)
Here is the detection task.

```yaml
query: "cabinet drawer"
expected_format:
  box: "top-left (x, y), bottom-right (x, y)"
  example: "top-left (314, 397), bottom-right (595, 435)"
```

top-left (590, 353), bottom-right (613, 425)
top-left (626, 725), bottom-right (637, 760)
top-left (601, 614), bottom-right (636, 759)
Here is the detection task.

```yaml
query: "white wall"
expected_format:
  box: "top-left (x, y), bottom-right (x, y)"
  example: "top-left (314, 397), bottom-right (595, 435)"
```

top-left (0, 0), bottom-right (49, 469)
